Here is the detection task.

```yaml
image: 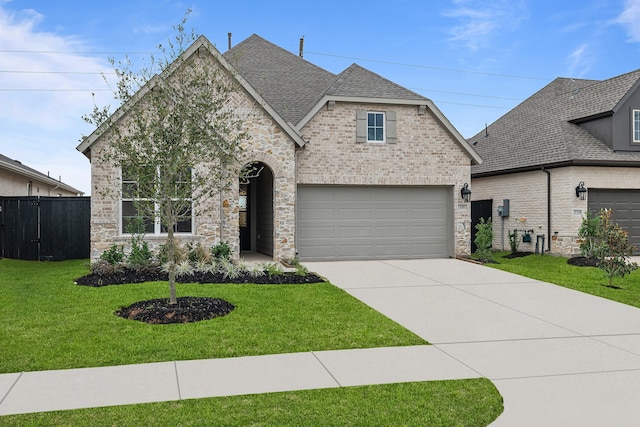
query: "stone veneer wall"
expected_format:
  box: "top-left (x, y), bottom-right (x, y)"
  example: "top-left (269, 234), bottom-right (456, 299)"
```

top-left (88, 52), bottom-right (297, 262)
top-left (472, 166), bottom-right (640, 256)
top-left (297, 102), bottom-right (474, 256)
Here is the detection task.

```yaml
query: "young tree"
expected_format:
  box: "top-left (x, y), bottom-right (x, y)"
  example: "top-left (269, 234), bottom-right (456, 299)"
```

top-left (474, 217), bottom-right (494, 263)
top-left (593, 209), bottom-right (638, 287)
top-left (83, 12), bottom-right (249, 304)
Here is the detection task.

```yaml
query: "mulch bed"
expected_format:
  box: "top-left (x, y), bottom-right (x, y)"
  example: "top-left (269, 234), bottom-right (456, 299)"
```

top-left (503, 251), bottom-right (534, 259)
top-left (115, 296), bottom-right (235, 324)
top-left (75, 268), bottom-right (325, 287)
top-left (567, 256), bottom-right (600, 267)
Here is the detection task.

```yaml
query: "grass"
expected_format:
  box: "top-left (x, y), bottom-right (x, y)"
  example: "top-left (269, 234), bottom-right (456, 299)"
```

top-left (487, 251), bottom-right (640, 308)
top-left (0, 258), bottom-right (505, 426)
top-left (1, 378), bottom-right (503, 426)
top-left (0, 258), bottom-right (427, 373)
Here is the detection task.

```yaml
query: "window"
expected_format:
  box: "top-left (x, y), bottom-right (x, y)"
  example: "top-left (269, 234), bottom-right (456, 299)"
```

top-left (356, 110), bottom-right (396, 144)
top-left (634, 109), bottom-right (640, 143)
top-left (121, 165), bottom-right (193, 235)
top-left (367, 112), bottom-right (385, 142)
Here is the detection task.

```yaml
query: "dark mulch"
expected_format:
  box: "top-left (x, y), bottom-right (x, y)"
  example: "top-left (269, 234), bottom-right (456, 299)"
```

top-left (503, 251), bottom-right (534, 259)
top-left (567, 257), bottom-right (600, 267)
top-left (115, 297), bottom-right (235, 324)
top-left (75, 268), bottom-right (325, 287)
top-left (77, 267), bottom-right (324, 324)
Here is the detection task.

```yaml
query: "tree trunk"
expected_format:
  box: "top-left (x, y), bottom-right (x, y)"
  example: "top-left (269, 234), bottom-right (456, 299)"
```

top-left (167, 226), bottom-right (177, 305)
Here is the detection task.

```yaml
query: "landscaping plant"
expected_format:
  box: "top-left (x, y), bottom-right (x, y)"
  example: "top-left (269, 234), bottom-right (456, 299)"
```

top-left (508, 229), bottom-right (519, 253)
top-left (578, 210), bottom-right (601, 258)
top-left (83, 11), bottom-right (249, 304)
top-left (593, 209), bottom-right (638, 287)
top-left (474, 217), bottom-right (494, 262)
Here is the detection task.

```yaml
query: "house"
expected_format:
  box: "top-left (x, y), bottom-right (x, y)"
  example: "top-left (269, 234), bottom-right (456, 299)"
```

top-left (0, 153), bottom-right (83, 197)
top-left (77, 34), bottom-right (481, 262)
top-left (469, 69), bottom-right (640, 255)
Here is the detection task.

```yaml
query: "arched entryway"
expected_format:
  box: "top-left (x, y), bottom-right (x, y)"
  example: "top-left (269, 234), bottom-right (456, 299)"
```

top-left (239, 162), bottom-right (274, 257)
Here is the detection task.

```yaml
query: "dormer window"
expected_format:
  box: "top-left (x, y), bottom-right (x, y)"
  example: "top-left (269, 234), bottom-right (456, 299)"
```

top-left (634, 109), bottom-right (640, 143)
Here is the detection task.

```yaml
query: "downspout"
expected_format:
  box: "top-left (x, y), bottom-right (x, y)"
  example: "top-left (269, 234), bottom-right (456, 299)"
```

top-left (542, 167), bottom-right (551, 252)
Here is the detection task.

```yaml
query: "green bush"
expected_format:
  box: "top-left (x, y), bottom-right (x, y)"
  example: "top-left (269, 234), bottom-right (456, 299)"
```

top-left (593, 209), bottom-right (638, 287)
top-left (508, 229), bottom-right (519, 253)
top-left (187, 242), bottom-right (209, 263)
top-left (578, 211), bottom-right (601, 258)
top-left (99, 244), bottom-right (125, 265)
top-left (474, 218), bottom-right (494, 262)
top-left (211, 241), bottom-right (231, 260)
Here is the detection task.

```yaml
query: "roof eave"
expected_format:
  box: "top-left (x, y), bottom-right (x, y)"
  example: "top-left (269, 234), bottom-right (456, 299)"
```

top-left (0, 160), bottom-right (84, 195)
top-left (472, 159), bottom-right (640, 178)
top-left (76, 35), bottom-right (307, 156)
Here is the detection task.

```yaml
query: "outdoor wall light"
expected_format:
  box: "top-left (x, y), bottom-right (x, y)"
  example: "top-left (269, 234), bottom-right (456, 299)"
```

top-left (576, 181), bottom-right (587, 200)
top-left (461, 183), bottom-right (472, 203)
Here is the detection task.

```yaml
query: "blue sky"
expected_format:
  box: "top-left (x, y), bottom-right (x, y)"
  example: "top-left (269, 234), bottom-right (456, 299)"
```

top-left (1, 0), bottom-right (640, 194)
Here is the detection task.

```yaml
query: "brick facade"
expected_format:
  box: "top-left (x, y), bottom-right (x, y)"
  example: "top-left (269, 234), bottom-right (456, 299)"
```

top-left (86, 45), bottom-right (475, 261)
top-left (298, 102), bottom-right (473, 256)
top-left (472, 166), bottom-right (640, 256)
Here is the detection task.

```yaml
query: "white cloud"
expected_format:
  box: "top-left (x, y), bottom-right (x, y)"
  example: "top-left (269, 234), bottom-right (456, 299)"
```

top-left (0, 4), bottom-right (114, 194)
top-left (615, 0), bottom-right (640, 43)
top-left (566, 43), bottom-right (593, 77)
top-left (442, 0), bottom-right (528, 52)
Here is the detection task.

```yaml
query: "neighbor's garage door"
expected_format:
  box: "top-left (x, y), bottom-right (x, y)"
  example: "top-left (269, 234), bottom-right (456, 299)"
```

top-left (588, 189), bottom-right (640, 253)
top-left (296, 185), bottom-right (451, 261)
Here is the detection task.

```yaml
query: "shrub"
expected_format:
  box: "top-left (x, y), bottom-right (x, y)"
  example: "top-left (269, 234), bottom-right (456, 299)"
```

top-left (128, 241), bottom-right (153, 269)
top-left (90, 259), bottom-right (123, 276)
top-left (578, 211), bottom-right (601, 258)
top-left (187, 242), bottom-right (210, 263)
top-left (217, 258), bottom-right (241, 280)
top-left (508, 229), bottom-right (519, 254)
top-left (260, 262), bottom-right (284, 278)
top-left (474, 217), bottom-right (494, 263)
top-left (211, 241), bottom-right (231, 260)
top-left (593, 209), bottom-right (638, 287)
top-left (100, 244), bottom-right (125, 265)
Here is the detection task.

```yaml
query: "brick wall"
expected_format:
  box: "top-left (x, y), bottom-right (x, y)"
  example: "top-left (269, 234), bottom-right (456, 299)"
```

top-left (472, 166), bottom-right (640, 256)
top-left (298, 102), bottom-right (474, 256)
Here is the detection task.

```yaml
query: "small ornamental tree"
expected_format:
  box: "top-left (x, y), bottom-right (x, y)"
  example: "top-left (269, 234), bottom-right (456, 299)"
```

top-left (83, 12), bottom-right (249, 304)
top-left (474, 217), bottom-right (494, 263)
top-left (593, 209), bottom-right (638, 287)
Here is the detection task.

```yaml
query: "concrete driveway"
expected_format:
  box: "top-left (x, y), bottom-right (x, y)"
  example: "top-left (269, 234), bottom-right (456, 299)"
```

top-left (305, 258), bottom-right (640, 426)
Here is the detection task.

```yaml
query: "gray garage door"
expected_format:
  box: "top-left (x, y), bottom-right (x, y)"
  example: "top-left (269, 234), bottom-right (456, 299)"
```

top-left (588, 189), bottom-right (640, 253)
top-left (296, 185), bottom-right (451, 261)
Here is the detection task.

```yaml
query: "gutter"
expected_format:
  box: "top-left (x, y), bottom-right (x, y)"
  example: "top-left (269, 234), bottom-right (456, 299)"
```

top-left (542, 167), bottom-right (551, 252)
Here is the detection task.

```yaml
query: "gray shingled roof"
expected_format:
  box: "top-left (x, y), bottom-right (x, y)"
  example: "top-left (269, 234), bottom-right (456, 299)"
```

top-left (224, 35), bottom-right (429, 126)
top-left (224, 35), bottom-right (336, 125)
top-left (326, 63), bottom-right (427, 100)
top-left (470, 70), bottom-right (640, 176)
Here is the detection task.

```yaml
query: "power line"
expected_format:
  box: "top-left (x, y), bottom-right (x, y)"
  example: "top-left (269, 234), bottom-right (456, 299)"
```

top-left (305, 50), bottom-right (551, 81)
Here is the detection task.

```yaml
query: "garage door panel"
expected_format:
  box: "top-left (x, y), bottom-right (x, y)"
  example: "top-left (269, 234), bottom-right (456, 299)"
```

top-left (297, 185), bottom-right (451, 260)
top-left (588, 189), bottom-right (640, 254)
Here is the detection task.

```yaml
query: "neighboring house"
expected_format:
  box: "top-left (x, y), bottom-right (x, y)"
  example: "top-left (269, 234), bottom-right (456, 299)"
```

top-left (0, 153), bottom-right (83, 197)
top-left (77, 34), bottom-right (481, 262)
top-left (470, 69), bottom-right (640, 255)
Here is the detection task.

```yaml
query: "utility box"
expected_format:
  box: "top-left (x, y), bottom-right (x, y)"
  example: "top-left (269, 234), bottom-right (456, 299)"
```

top-left (498, 199), bottom-right (510, 217)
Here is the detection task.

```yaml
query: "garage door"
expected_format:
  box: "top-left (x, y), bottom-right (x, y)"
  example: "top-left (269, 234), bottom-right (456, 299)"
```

top-left (588, 189), bottom-right (640, 253)
top-left (296, 185), bottom-right (451, 261)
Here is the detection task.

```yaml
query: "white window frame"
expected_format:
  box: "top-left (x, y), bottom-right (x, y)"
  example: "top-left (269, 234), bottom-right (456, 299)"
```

top-left (367, 111), bottom-right (386, 143)
top-left (120, 166), bottom-right (193, 236)
top-left (633, 109), bottom-right (640, 143)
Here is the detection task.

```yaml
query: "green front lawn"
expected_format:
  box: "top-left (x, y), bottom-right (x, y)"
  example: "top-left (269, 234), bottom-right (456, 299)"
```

top-left (487, 251), bottom-right (640, 308)
top-left (1, 378), bottom-right (503, 426)
top-left (0, 259), bottom-right (425, 373)
top-left (0, 258), bottom-right (505, 425)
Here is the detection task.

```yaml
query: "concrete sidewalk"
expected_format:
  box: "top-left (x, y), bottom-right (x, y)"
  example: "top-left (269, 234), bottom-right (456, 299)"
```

top-left (0, 346), bottom-right (479, 416)
top-left (306, 259), bottom-right (640, 426)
